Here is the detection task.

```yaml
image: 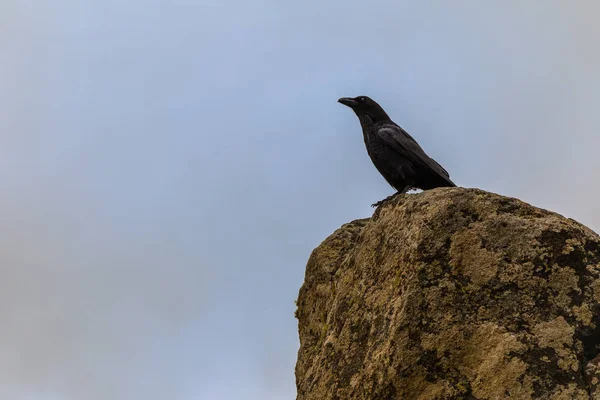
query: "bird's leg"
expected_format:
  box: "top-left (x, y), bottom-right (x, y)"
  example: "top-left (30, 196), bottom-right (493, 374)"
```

top-left (371, 186), bottom-right (411, 208)
top-left (399, 185), bottom-right (411, 194)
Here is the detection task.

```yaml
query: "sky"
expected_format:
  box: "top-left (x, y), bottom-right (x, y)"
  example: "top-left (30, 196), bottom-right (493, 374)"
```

top-left (1, 1), bottom-right (599, 399)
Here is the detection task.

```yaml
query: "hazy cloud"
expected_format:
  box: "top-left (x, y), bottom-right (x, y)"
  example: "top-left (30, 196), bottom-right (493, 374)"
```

top-left (0, 1), bottom-right (599, 399)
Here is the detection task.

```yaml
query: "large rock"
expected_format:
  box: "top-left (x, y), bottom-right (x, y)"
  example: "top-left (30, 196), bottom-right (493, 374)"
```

top-left (295, 188), bottom-right (600, 399)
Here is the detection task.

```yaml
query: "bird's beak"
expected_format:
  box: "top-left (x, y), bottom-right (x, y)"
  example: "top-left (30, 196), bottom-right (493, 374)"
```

top-left (338, 97), bottom-right (358, 108)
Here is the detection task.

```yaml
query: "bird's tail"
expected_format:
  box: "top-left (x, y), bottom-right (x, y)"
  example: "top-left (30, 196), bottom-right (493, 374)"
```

top-left (431, 158), bottom-right (456, 187)
top-left (444, 177), bottom-right (457, 187)
top-left (423, 172), bottom-right (456, 190)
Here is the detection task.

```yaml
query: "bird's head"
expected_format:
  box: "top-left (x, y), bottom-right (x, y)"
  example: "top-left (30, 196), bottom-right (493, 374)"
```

top-left (338, 95), bottom-right (390, 123)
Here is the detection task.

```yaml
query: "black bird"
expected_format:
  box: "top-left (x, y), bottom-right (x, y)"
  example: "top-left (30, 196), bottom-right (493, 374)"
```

top-left (338, 95), bottom-right (456, 206)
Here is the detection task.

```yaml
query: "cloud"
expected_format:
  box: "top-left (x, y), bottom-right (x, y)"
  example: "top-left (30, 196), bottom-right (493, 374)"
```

top-left (0, 0), bottom-right (599, 399)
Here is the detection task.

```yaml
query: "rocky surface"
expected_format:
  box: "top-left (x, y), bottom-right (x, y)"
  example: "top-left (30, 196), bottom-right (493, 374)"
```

top-left (295, 188), bottom-right (600, 399)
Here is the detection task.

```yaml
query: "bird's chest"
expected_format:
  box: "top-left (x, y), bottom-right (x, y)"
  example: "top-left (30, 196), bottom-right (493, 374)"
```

top-left (364, 132), bottom-right (394, 165)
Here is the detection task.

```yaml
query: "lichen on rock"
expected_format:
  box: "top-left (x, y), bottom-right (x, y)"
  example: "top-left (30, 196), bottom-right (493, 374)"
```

top-left (295, 188), bottom-right (600, 399)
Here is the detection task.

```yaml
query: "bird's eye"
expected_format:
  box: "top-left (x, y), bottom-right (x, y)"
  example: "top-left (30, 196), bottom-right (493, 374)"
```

top-left (359, 97), bottom-right (365, 102)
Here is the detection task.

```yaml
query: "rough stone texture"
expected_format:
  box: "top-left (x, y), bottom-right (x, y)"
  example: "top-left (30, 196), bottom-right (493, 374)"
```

top-left (585, 356), bottom-right (600, 398)
top-left (295, 188), bottom-right (600, 400)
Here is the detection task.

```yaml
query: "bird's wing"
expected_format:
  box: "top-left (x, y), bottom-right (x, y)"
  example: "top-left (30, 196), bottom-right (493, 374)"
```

top-left (431, 158), bottom-right (450, 177)
top-left (377, 125), bottom-right (451, 179)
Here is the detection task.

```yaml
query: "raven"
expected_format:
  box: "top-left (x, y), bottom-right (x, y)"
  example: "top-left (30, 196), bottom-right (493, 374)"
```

top-left (338, 95), bottom-right (456, 206)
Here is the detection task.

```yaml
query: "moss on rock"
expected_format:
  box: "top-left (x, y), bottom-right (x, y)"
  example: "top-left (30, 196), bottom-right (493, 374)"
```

top-left (295, 188), bottom-right (600, 399)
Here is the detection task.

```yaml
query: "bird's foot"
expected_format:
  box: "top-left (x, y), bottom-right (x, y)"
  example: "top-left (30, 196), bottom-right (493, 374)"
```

top-left (371, 192), bottom-right (401, 208)
top-left (371, 200), bottom-right (385, 208)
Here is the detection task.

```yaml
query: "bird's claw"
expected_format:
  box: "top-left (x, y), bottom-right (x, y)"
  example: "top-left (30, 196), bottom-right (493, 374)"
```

top-left (371, 200), bottom-right (385, 208)
top-left (371, 192), bottom-right (402, 208)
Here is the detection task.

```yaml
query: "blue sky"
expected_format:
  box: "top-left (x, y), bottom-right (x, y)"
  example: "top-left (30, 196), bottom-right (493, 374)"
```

top-left (1, 1), bottom-right (599, 399)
